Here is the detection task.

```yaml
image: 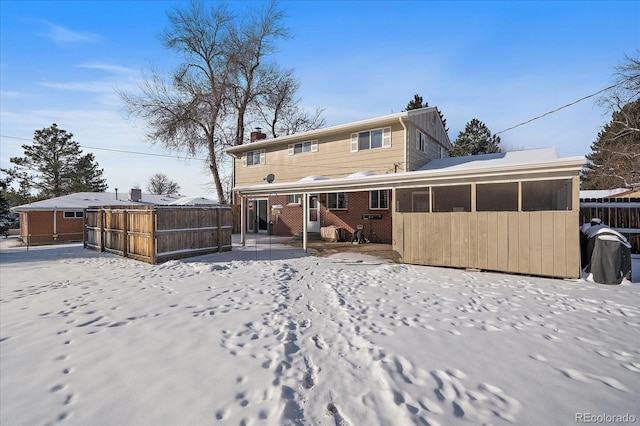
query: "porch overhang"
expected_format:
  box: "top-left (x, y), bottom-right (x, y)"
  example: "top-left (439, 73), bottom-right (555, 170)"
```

top-left (233, 156), bottom-right (586, 196)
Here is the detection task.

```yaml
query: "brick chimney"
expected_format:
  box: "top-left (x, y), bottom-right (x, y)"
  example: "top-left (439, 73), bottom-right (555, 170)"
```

top-left (250, 127), bottom-right (267, 143)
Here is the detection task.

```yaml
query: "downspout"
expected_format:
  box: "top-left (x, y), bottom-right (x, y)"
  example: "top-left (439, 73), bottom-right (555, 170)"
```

top-left (240, 195), bottom-right (246, 246)
top-left (53, 208), bottom-right (58, 240)
top-left (399, 116), bottom-right (407, 173)
top-left (302, 193), bottom-right (308, 252)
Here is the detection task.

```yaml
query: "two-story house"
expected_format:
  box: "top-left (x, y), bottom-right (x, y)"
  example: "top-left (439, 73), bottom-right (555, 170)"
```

top-left (228, 106), bottom-right (586, 279)
top-left (227, 106), bottom-right (451, 243)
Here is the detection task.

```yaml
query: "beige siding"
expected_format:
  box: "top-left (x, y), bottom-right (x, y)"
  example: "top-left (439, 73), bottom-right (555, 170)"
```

top-left (408, 109), bottom-right (450, 150)
top-left (234, 123), bottom-right (407, 187)
top-left (397, 211), bottom-right (581, 279)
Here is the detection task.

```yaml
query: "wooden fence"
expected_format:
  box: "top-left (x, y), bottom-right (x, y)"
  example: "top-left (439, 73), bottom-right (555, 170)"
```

top-left (84, 205), bottom-right (232, 263)
top-left (393, 211), bottom-right (581, 279)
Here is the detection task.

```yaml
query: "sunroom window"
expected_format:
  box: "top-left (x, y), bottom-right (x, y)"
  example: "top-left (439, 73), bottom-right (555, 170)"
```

top-left (522, 179), bottom-right (572, 211)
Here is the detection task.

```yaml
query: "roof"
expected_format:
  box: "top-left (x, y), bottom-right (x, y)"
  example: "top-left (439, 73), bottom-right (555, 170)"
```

top-left (579, 188), bottom-right (633, 199)
top-left (233, 148), bottom-right (586, 196)
top-left (226, 106), bottom-right (443, 154)
top-left (419, 147), bottom-right (560, 171)
top-left (11, 192), bottom-right (218, 212)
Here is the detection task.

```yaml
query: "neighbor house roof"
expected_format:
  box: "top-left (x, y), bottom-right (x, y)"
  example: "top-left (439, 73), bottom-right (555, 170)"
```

top-left (580, 188), bottom-right (634, 199)
top-left (233, 148), bottom-right (585, 196)
top-left (11, 192), bottom-right (217, 212)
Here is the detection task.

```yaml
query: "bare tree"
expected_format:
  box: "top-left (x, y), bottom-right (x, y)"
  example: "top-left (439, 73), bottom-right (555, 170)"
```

top-left (146, 173), bottom-right (181, 195)
top-left (583, 51), bottom-right (640, 190)
top-left (256, 70), bottom-right (326, 137)
top-left (598, 49), bottom-right (640, 115)
top-left (120, 1), bottom-right (320, 204)
top-left (230, 1), bottom-right (290, 145)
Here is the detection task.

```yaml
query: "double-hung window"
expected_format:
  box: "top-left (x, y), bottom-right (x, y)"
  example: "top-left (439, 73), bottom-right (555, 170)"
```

top-left (350, 127), bottom-right (391, 152)
top-left (287, 194), bottom-right (302, 204)
top-left (244, 149), bottom-right (265, 166)
top-left (326, 192), bottom-right (347, 209)
top-left (417, 130), bottom-right (427, 152)
top-left (370, 190), bottom-right (389, 209)
top-left (288, 140), bottom-right (318, 155)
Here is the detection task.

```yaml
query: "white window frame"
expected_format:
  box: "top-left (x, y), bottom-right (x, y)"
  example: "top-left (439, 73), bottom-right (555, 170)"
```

top-left (288, 140), bottom-right (318, 155)
top-left (326, 192), bottom-right (347, 210)
top-left (369, 190), bottom-right (389, 210)
top-left (350, 127), bottom-right (391, 152)
top-left (63, 211), bottom-right (84, 219)
top-left (287, 194), bottom-right (302, 204)
top-left (416, 130), bottom-right (427, 152)
top-left (243, 149), bottom-right (266, 166)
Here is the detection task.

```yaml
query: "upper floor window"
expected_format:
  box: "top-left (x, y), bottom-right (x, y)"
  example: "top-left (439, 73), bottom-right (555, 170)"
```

top-left (326, 192), bottom-right (347, 209)
top-left (288, 140), bottom-right (318, 155)
top-left (244, 149), bottom-right (265, 166)
top-left (350, 127), bottom-right (391, 152)
top-left (370, 190), bottom-right (389, 209)
top-left (64, 211), bottom-right (84, 219)
top-left (417, 130), bottom-right (427, 152)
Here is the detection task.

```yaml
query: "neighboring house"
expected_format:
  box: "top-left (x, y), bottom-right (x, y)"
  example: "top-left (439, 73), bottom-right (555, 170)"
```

top-left (226, 106), bottom-right (452, 243)
top-left (229, 106), bottom-right (585, 278)
top-left (580, 188), bottom-right (639, 255)
top-left (11, 190), bottom-right (217, 245)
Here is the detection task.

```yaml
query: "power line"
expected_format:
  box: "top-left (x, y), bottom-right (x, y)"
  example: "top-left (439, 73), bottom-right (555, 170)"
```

top-left (1, 79), bottom-right (632, 159)
top-left (494, 79), bottom-right (632, 136)
top-left (0, 134), bottom-right (207, 161)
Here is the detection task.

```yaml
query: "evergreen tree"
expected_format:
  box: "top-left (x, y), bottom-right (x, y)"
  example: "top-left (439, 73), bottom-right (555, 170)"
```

top-left (581, 99), bottom-right (640, 189)
top-left (70, 153), bottom-right (108, 193)
top-left (9, 124), bottom-right (107, 198)
top-left (450, 119), bottom-right (502, 157)
top-left (403, 93), bottom-right (448, 132)
top-left (405, 94), bottom-right (426, 111)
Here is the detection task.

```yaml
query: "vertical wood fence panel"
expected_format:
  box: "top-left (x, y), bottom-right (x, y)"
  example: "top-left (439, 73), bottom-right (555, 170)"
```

top-left (397, 211), bottom-right (580, 279)
top-left (84, 206), bottom-right (232, 264)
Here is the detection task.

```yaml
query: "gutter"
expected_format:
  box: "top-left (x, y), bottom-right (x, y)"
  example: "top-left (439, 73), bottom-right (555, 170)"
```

top-left (233, 157), bottom-right (586, 195)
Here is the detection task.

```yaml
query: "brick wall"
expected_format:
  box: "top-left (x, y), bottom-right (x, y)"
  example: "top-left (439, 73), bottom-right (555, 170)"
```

top-left (268, 191), bottom-right (393, 243)
top-left (21, 211), bottom-right (84, 244)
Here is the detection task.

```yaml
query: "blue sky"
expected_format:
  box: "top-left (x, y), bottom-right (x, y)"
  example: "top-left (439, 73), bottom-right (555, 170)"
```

top-left (1, 0), bottom-right (638, 198)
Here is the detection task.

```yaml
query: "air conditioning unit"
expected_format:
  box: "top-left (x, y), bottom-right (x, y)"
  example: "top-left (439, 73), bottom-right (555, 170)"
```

top-left (129, 188), bottom-right (142, 202)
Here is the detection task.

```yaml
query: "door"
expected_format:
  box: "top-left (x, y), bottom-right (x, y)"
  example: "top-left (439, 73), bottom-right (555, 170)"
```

top-left (248, 199), bottom-right (269, 233)
top-left (307, 194), bottom-right (320, 232)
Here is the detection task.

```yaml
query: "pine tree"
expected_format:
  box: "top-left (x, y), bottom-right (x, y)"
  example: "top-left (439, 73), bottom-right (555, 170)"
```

top-left (70, 153), bottom-right (108, 193)
top-left (581, 100), bottom-right (640, 189)
top-left (403, 94), bottom-right (448, 132)
top-left (450, 119), bottom-right (502, 157)
top-left (9, 124), bottom-right (107, 197)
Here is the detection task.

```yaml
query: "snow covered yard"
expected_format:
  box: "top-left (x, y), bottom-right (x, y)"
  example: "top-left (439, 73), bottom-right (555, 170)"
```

top-left (1, 237), bottom-right (638, 426)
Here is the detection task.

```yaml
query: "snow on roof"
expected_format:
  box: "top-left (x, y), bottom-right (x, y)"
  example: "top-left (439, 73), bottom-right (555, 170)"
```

top-left (299, 175), bottom-right (329, 182)
top-left (168, 196), bottom-right (218, 206)
top-left (579, 188), bottom-right (630, 199)
top-left (347, 171), bottom-right (377, 178)
top-left (419, 147), bottom-right (562, 171)
top-left (10, 192), bottom-right (210, 211)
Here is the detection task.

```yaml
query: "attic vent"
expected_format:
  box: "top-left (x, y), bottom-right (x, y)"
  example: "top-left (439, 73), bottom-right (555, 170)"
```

top-left (129, 188), bottom-right (142, 202)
